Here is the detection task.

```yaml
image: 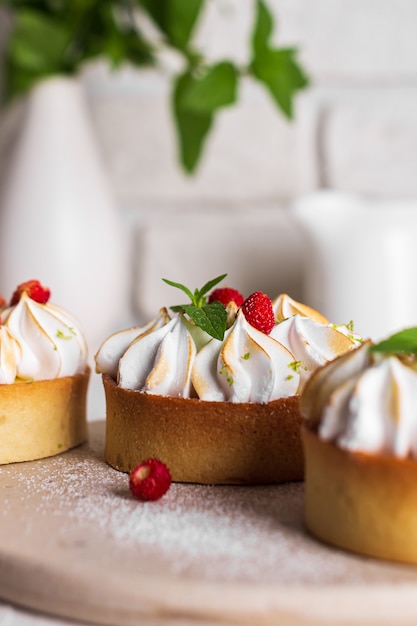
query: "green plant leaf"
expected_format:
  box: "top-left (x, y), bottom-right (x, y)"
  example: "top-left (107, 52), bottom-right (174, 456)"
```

top-left (7, 9), bottom-right (71, 73)
top-left (252, 0), bottom-right (274, 57)
top-left (198, 273), bottom-right (228, 299)
top-left (163, 273), bottom-right (227, 307)
top-left (250, 47), bottom-right (309, 118)
top-left (181, 303), bottom-right (227, 341)
top-left (370, 328), bottom-right (417, 355)
top-left (162, 278), bottom-right (194, 302)
top-left (163, 274), bottom-right (228, 339)
top-left (181, 61), bottom-right (238, 113)
top-left (172, 70), bottom-right (213, 173)
top-left (138, 0), bottom-right (203, 50)
top-left (70, 3), bottom-right (153, 69)
top-left (249, 0), bottom-right (309, 119)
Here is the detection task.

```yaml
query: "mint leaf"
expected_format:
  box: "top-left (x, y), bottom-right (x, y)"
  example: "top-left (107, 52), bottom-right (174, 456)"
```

top-left (182, 303), bottom-right (227, 341)
top-left (181, 62), bottom-right (238, 113)
top-left (163, 274), bottom-right (228, 339)
top-left (197, 274), bottom-right (228, 299)
top-left (370, 328), bottom-right (417, 355)
top-left (162, 278), bottom-right (194, 302)
top-left (172, 71), bottom-right (213, 173)
top-left (139, 0), bottom-right (204, 51)
top-left (252, 0), bottom-right (274, 57)
top-left (163, 273), bottom-right (227, 307)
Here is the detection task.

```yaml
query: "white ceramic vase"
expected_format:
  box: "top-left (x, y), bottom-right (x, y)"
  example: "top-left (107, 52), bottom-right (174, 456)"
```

top-left (292, 190), bottom-right (417, 341)
top-left (0, 76), bottom-right (128, 355)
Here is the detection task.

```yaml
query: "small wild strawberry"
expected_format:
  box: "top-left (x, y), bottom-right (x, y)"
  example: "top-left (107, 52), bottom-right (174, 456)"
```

top-left (241, 291), bottom-right (275, 334)
top-left (10, 279), bottom-right (51, 305)
top-left (208, 287), bottom-right (244, 308)
top-left (129, 458), bottom-right (172, 501)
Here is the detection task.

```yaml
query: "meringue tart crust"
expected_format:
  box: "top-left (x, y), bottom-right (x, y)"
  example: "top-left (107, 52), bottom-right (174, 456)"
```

top-left (0, 368), bottom-right (90, 464)
top-left (302, 425), bottom-right (417, 564)
top-left (103, 374), bottom-right (304, 484)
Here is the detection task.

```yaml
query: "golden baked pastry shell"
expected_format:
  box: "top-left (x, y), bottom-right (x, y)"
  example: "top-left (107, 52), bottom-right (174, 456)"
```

top-left (0, 368), bottom-right (90, 464)
top-left (302, 426), bottom-right (417, 564)
top-left (103, 374), bottom-right (303, 484)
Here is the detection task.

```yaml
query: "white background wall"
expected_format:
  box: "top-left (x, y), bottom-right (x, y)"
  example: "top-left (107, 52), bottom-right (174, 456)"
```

top-left (1, 0), bottom-right (417, 331)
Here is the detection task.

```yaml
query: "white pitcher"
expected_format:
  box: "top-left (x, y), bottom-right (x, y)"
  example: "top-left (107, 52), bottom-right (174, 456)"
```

top-left (292, 191), bottom-right (417, 341)
top-left (0, 77), bottom-right (129, 355)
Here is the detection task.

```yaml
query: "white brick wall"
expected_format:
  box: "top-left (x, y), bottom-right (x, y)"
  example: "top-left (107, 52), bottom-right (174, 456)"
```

top-left (1, 1), bottom-right (417, 337)
top-left (84, 69), bottom-right (301, 209)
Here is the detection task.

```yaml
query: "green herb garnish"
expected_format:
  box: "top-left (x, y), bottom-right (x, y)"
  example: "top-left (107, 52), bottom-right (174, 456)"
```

top-left (162, 274), bottom-right (228, 340)
top-left (370, 327), bottom-right (417, 355)
top-left (241, 352), bottom-right (251, 360)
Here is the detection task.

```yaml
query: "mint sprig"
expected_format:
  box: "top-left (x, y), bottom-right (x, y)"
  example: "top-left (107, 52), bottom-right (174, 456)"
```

top-left (370, 327), bottom-right (417, 355)
top-left (162, 274), bottom-right (228, 340)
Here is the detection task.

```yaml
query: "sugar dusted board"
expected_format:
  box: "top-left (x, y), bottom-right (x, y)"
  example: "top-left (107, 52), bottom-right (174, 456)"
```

top-left (1, 421), bottom-right (417, 626)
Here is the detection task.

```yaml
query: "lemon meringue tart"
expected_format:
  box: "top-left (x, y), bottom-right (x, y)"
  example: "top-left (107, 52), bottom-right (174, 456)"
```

top-left (96, 275), bottom-right (360, 484)
top-left (301, 330), bottom-right (417, 564)
top-left (0, 280), bottom-right (89, 464)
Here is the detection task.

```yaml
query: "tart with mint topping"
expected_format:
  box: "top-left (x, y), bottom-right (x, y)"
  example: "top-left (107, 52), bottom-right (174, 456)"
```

top-left (95, 274), bottom-right (360, 484)
top-left (0, 280), bottom-right (89, 464)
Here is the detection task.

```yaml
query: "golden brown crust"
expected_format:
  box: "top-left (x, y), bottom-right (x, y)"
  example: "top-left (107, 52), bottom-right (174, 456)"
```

top-left (302, 425), bottom-right (417, 564)
top-left (0, 368), bottom-right (90, 464)
top-left (103, 374), bottom-right (304, 484)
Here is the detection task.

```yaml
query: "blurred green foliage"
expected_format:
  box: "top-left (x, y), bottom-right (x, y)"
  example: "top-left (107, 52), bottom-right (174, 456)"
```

top-left (0, 0), bottom-right (309, 173)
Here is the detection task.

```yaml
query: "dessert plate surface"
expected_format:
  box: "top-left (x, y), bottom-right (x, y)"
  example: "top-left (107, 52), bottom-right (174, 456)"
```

top-left (0, 421), bottom-right (417, 626)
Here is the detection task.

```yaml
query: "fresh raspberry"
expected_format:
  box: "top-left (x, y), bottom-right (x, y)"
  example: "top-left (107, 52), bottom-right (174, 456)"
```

top-left (208, 287), bottom-right (244, 308)
top-left (241, 291), bottom-right (275, 334)
top-left (129, 458), bottom-right (172, 501)
top-left (10, 280), bottom-right (51, 305)
top-left (0, 295), bottom-right (5, 308)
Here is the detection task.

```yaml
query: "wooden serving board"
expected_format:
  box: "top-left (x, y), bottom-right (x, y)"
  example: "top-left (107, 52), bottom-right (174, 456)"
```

top-left (1, 421), bottom-right (417, 626)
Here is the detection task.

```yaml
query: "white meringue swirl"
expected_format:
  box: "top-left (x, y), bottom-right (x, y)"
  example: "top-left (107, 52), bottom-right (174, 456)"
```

top-left (270, 315), bottom-right (359, 392)
top-left (192, 309), bottom-right (300, 403)
top-left (1, 293), bottom-right (88, 381)
top-left (0, 324), bottom-right (20, 384)
top-left (118, 313), bottom-right (197, 397)
top-left (95, 308), bottom-right (171, 379)
top-left (302, 341), bottom-right (417, 458)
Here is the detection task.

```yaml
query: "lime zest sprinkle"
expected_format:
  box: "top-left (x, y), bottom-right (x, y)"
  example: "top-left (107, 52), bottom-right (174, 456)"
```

top-left (56, 329), bottom-right (74, 340)
top-left (288, 360), bottom-right (307, 373)
top-left (219, 365), bottom-right (234, 386)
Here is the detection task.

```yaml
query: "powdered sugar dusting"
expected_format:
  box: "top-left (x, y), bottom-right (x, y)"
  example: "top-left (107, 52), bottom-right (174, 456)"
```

top-left (1, 421), bottom-right (417, 588)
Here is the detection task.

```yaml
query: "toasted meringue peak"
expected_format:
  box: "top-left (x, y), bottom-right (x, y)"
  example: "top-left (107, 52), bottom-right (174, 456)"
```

top-left (95, 308), bottom-right (171, 378)
top-left (192, 309), bottom-right (300, 403)
top-left (273, 293), bottom-right (329, 324)
top-left (1, 293), bottom-right (88, 381)
top-left (270, 315), bottom-right (358, 392)
top-left (0, 324), bottom-right (20, 383)
top-left (301, 341), bottom-right (417, 458)
top-left (118, 314), bottom-right (197, 398)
